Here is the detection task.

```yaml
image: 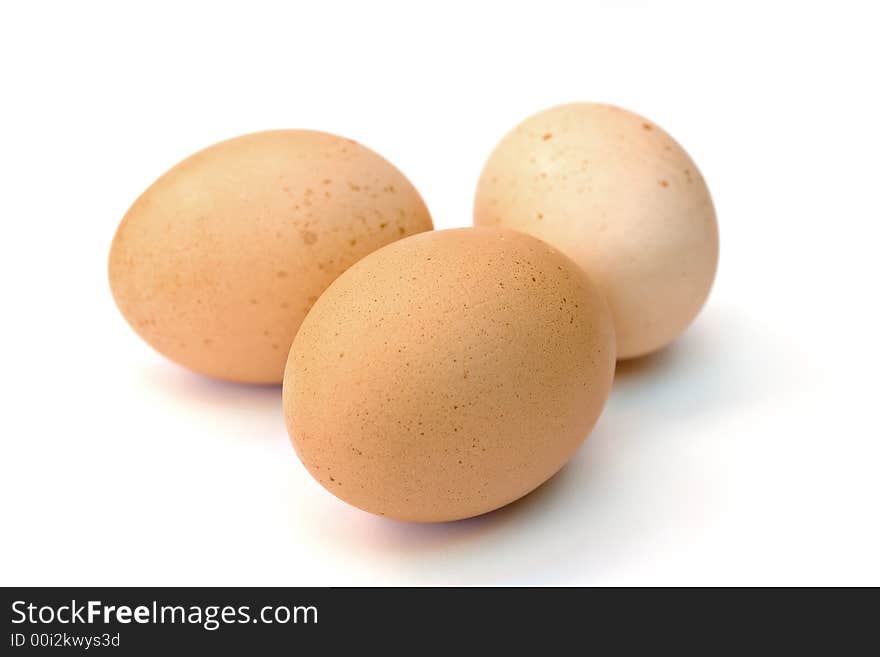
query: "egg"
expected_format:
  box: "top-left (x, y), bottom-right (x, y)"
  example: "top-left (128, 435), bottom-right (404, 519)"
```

top-left (474, 103), bottom-right (719, 359)
top-left (109, 130), bottom-right (432, 383)
top-left (283, 227), bottom-right (615, 522)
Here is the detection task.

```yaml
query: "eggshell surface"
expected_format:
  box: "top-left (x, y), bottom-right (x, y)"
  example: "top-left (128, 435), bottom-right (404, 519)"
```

top-left (283, 227), bottom-right (615, 522)
top-left (474, 103), bottom-right (718, 358)
top-left (109, 130), bottom-right (432, 383)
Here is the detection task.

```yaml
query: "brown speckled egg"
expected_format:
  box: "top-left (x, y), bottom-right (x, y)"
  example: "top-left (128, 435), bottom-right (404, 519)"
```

top-left (283, 227), bottom-right (615, 522)
top-left (109, 130), bottom-right (432, 383)
top-left (474, 103), bottom-right (719, 359)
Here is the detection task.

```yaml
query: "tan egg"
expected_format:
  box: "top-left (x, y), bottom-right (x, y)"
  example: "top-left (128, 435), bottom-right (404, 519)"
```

top-left (283, 227), bottom-right (615, 522)
top-left (109, 130), bottom-right (432, 383)
top-left (474, 103), bottom-right (719, 359)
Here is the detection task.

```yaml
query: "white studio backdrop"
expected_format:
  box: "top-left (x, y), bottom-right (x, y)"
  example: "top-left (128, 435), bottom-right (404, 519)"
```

top-left (1, 1), bottom-right (878, 585)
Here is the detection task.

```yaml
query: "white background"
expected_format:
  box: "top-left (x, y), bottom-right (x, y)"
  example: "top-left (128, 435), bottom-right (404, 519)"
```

top-left (2, 1), bottom-right (878, 586)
